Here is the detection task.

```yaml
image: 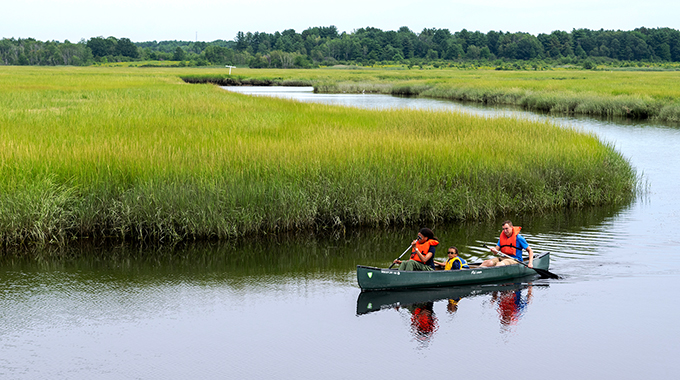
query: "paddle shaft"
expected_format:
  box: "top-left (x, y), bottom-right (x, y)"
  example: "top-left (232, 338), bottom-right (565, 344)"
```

top-left (388, 244), bottom-right (414, 269)
top-left (483, 244), bottom-right (560, 279)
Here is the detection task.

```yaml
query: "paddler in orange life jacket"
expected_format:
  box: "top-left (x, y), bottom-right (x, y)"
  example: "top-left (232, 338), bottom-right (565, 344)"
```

top-left (393, 228), bottom-right (439, 271)
top-left (481, 220), bottom-right (535, 268)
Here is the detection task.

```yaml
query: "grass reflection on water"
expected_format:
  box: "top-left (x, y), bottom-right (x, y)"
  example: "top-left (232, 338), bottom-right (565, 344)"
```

top-left (0, 202), bottom-right (627, 278)
top-left (0, 200), bottom-right (627, 290)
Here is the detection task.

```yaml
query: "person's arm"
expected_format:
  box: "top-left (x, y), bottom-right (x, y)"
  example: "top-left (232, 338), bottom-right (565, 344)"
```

top-left (414, 248), bottom-right (433, 263)
top-left (527, 284), bottom-right (533, 301)
top-left (433, 260), bottom-right (446, 268)
top-left (526, 246), bottom-right (534, 268)
top-left (517, 235), bottom-right (533, 268)
top-left (491, 240), bottom-right (501, 255)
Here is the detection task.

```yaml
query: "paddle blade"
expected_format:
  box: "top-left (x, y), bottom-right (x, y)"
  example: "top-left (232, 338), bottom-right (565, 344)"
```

top-left (534, 268), bottom-right (560, 279)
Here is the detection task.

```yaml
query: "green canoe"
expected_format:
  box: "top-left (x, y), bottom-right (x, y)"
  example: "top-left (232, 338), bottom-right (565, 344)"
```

top-left (357, 252), bottom-right (551, 291)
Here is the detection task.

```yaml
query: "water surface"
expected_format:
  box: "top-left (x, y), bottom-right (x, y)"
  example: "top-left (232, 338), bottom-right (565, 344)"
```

top-left (1, 87), bottom-right (678, 379)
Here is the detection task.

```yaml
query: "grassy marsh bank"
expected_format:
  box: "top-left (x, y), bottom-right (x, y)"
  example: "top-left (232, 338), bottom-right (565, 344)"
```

top-left (183, 67), bottom-right (680, 122)
top-left (0, 66), bottom-right (636, 245)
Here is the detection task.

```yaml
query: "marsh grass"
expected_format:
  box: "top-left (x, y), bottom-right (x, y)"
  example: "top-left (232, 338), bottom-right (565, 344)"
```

top-left (0, 66), bottom-right (637, 245)
top-left (183, 68), bottom-right (680, 122)
top-left (181, 74), bottom-right (313, 87)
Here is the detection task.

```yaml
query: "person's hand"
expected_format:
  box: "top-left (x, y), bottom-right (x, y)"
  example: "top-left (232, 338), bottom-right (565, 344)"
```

top-left (393, 259), bottom-right (402, 264)
top-left (528, 262), bottom-right (533, 268)
top-left (411, 239), bottom-right (418, 246)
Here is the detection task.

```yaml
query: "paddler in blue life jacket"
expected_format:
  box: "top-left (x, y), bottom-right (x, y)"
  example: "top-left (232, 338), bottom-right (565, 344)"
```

top-left (393, 228), bottom-right (439, 271)
top-left (481, 220), bottom-right (535, 268)
top-left (434, 246), bottom-right (469, 270)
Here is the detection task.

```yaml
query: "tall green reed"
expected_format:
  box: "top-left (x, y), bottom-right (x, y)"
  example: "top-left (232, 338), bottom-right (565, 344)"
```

top-left (0, 67), bottom-right (638, 245)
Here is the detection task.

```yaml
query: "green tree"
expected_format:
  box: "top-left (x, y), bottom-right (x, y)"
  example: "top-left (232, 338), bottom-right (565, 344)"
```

top-left (87, 36), bottom-right (117, 58)
top-left (204, 45), bottom-right (233, 64)
top-left (575, 44), bottom-right (587, 58)
top-left (248, 53), bottom-right (269, 68)
top-left (42, 41), bottom-right (60, 65)
top-left (173, 47), bottom-right (186, 61)
top-left (515, 34), bottom-right (543, 59)
top-left (293, 54), bottom-right (311, 68)
top-left (486, 31), bottom-right (502, 56)
top-left (235, 31), bottom-right (248, 51)
top-left (480, 46), bottom-right (492, 59)
top-left (17, 52), bottom-right (29, 65)
top-left (445, 43), bottom-right (464, 59)
top-left (466, 45), bottom-right (481, 59)
top-left (116, 38), bottom-right (138, 58)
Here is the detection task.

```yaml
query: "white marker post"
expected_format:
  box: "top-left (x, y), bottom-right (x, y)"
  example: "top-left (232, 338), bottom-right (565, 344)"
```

top-left (225, 65), bottom-right (236, 75)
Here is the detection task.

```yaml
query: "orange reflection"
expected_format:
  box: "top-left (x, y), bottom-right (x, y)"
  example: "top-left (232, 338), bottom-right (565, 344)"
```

top-left (405, 302), bottom-right (438, 346)
top-left (491, 285), bottom-right (533, 332)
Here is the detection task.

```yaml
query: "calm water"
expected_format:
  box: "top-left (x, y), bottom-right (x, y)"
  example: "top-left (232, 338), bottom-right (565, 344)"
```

top-left (1, 87), bottom-right (679, 379)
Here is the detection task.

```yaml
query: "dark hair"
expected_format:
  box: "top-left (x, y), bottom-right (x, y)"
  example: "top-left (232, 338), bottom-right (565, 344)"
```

top-left (419, 227), bottom-right (438, 241)
top-left (502, 220), bottom-right (513, 227)
top-left (448, 246), bottom-right (458, 255)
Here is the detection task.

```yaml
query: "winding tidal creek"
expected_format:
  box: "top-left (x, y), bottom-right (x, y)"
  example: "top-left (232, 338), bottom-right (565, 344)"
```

top-left (1, 86), bottom-right (678, 379)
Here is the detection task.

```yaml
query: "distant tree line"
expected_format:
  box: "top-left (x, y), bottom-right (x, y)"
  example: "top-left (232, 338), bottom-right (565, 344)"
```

top-left (230, 26), bottom-right (680, 67)
top-left (1, 26), bottom-right (679, 67)
top-left (0, 38), bottom-right (92, 65)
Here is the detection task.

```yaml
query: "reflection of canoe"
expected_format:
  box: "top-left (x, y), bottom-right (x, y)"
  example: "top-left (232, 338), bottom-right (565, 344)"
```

top-left (357, 252), bottom-right (550, 291)
top-left (357, 281), bottom-right (536, 315)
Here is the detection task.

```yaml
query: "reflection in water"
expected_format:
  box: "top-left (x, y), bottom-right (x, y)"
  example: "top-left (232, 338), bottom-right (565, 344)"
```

top-left (405, 302), bottom-right (438, 347)
top-left (0, 201), bottom-right (623, 281)
top-left (447, 297), bottom-right (461, 314)
top-left (357, 280), bottom-right (541, 344)
top-left (489, 286), bottom-right (533, 333)
top-left (0, 231), bottom-right (404, 285)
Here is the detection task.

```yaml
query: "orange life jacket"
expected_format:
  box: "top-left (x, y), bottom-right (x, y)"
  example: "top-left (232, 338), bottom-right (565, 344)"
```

top-left (499, 226), bottom-right (522, 258)
top-left (411, 239), bottom-right (438, 268)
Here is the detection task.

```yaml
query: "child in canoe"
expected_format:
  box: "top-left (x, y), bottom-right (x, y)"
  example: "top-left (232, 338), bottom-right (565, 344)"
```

top-left (434, 246), bottom-right (469, 270)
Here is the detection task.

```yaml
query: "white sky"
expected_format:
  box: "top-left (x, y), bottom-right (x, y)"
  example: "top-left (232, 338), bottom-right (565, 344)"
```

top-left (2, 0), bottom-right (678, 42)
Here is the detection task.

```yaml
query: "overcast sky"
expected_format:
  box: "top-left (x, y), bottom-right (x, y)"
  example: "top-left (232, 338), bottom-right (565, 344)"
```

top-left (3, 0), bottom-right (678, 42)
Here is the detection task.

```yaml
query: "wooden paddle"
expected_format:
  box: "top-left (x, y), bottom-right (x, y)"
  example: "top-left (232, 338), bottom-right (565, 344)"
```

top-left (483, 244), bottom-right (560, 279)
top-left (388, 244), bottom-right (414, 269)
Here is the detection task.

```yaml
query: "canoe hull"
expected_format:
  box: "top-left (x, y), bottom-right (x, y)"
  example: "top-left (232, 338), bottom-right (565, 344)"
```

top-left (357, 253), bottom-right (551, 291)
top-left (357, 281), bottom-right (539, 315)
